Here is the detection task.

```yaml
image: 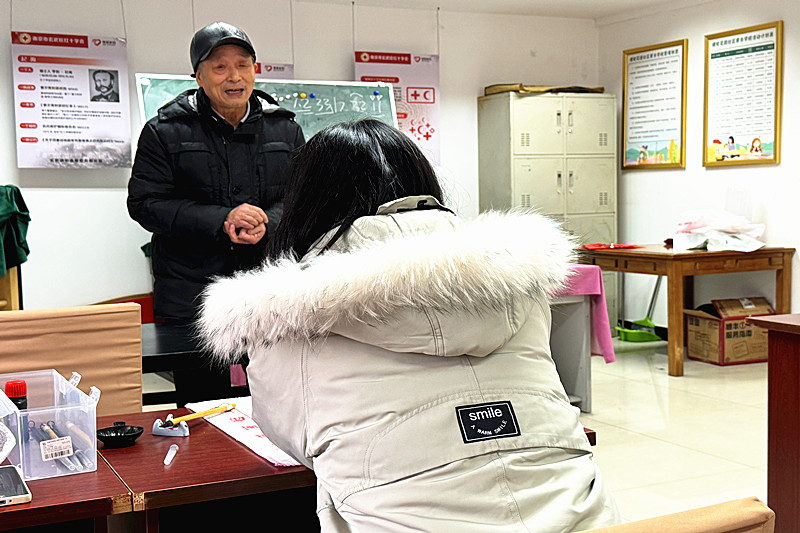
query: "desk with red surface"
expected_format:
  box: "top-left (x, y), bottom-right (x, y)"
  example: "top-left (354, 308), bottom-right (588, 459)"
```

top-left (0, 454), bottom-right (131, 531)
top-left (97, 409), bottom-right (316, 532)
top-left (746, 314), bottom-right (800, 533)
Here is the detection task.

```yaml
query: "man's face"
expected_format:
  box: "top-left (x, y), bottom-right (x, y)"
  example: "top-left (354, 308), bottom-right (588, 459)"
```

top-left (195, 44), bottom-right (255, 115)
top-left (94, 72), bottom-right (113, 94)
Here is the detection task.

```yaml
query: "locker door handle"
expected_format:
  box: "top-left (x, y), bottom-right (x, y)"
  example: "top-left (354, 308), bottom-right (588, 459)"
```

top-left (556, 171), bottom-right (562, 192)
top-left (568, 170), bottom-right (574, 191)
top-left (556, 111), bottom-right (562, 127)
top-left (568, 111), bottom-right (574, 127)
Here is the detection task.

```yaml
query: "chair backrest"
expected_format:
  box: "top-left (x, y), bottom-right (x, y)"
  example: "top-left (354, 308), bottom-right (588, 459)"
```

top-left (94, 292), bottom-right (158, 324)
top-left (580, 496), bottom-right (774, 533)
top-left (0, 303), bottom-right (142, 416)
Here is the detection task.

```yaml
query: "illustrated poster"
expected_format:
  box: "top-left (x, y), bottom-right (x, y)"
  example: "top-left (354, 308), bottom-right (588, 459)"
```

top-left (11, 31), bottom-right (131, 168)
top-left (623, 41), bottom-right (685, 168)
top-left (704, 22), bottom-right (782, 165)
top-left (355, 51), bottom-right (440, 165)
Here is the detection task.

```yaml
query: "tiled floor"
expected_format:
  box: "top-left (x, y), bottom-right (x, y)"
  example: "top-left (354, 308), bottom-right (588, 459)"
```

top-left (142, 339), bottom-right (769, 524)
top-left (581, 338), bottom-right (767, 522)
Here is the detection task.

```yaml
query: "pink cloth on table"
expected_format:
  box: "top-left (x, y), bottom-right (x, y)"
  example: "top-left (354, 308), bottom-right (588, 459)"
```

top-left (231, 363), bottom-right (247, 386)
top-left (551, 264), bottom-right (616, 363)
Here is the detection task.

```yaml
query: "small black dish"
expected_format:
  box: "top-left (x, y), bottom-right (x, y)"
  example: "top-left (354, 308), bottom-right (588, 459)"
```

top-left (96, 421), bottom-right (144, 448)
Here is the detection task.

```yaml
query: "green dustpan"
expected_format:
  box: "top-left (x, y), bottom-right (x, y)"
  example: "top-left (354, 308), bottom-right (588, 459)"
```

top-left (618, 276), bottom-right (663, 342)
top-left (616, 325), bottom-right (662, 342)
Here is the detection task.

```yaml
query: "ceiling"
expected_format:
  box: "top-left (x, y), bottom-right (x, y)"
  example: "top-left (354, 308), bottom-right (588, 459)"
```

top-left (301, 0), bottom-right (711, 23)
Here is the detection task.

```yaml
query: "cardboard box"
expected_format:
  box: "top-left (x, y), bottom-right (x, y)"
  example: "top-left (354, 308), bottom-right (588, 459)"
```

top-left (0, 369), bottom-right (99, 480)
top-left (685, 297), bottom-right (774, 365)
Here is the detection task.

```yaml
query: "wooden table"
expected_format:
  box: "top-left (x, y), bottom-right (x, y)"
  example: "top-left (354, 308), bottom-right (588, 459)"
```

top-left (0, 454), bottom-right (131, 531)
top-left (97, 409), bottom-right (317, 532)
top-left (582, 245), bottom-right (794, 376)
top-left (747, 314), bottom-right (800, 532)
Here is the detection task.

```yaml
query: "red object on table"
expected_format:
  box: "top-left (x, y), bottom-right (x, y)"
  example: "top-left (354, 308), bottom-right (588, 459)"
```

top-left (582, 243), bottom-right (644, 250)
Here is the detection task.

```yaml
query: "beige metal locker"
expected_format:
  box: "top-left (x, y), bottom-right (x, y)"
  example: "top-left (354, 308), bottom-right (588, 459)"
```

top-left (478, 89), bottom-right (619, 329)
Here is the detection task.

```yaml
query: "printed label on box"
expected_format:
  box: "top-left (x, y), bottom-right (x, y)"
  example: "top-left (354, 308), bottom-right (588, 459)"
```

top-left (40, 436), bottom-right (73, 462)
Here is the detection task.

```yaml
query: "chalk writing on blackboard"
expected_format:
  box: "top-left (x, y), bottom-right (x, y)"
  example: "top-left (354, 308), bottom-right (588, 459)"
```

top-left (135, 74), bottom-right (397, 140)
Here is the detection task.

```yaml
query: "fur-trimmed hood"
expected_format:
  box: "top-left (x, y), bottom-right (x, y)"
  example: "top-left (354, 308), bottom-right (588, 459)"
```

top-left (197, 200), bottom-right (577, 362)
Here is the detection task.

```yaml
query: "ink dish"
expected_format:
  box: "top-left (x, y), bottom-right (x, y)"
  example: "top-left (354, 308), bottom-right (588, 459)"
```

top-left (97, 421), bottom-right (144, 448)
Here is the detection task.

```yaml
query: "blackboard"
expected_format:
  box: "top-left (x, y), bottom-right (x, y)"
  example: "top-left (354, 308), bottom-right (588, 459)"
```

top-left (134, 74), bottom-right (397, 139)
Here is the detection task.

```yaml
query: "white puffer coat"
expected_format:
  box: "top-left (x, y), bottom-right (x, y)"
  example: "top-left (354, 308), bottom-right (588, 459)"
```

top-left (198, 196), bottom-right (620, 532)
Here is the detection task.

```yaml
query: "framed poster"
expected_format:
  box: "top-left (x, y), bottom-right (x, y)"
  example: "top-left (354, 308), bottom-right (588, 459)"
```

top-left (623, 40), bottom-right (687, 169)
top-left (703, 21), bottom-right (783, 166)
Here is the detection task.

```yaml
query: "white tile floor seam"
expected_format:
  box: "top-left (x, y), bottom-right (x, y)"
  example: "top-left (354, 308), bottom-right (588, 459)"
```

top-left (580, 339), bottom-right (768, 522)
top-left (141, 338), bottom-right (769, 523)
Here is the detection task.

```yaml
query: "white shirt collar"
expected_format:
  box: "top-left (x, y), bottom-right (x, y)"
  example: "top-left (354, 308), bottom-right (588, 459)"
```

top-left (211, 100), bottom-right (250, 125)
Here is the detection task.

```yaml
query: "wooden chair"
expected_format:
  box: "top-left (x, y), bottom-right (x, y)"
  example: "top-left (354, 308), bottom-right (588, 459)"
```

top-left (0, 303), bottom-right (142, 416)
top-left (580, 497), bottom-right (774, 533)
top-left (0, 266), bottom-right (21, 310)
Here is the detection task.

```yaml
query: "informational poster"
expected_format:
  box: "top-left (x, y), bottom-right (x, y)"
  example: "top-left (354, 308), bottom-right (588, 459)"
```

top-left (623, 40), bottom-right (686, 169)
top-left (255, 62), bottom-right (294, 79)
top-left (11, 31), bottom-right (131, 168)
top-left (704, 21), bottom-right (783, 167)
top-left (355, 51), bottom-right (441, 165)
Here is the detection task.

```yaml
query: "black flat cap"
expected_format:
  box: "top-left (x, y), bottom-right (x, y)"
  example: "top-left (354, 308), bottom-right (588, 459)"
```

top-left (190, 22), bottom-right (256, 75)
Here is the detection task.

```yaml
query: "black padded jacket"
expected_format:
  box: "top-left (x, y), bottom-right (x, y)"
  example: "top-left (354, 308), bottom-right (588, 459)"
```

top-left (128, 88), bottom-right (304, 322)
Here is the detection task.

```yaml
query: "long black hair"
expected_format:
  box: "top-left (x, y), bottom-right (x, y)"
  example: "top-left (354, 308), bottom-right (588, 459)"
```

top-left (267, 119), bottom-right (445, 260)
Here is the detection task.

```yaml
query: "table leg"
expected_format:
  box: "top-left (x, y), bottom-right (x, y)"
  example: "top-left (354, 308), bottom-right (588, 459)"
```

top-left (666, 264), bottom-right (684, 376)
top-left (146, 509), bottom-right (160, 533)
top-left (775, 254), bottom-right (792, 314)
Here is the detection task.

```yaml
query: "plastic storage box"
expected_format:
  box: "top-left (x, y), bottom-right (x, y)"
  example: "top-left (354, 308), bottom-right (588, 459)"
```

top-left (0, 369), bottom-right (100, 481)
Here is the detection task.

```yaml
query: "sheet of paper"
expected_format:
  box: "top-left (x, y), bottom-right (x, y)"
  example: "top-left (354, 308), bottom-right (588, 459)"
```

top-left (185, 397), bottom-right (300, 467)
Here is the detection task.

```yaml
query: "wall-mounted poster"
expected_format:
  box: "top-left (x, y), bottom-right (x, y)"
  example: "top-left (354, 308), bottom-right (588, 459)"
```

top-left (354, 51), bottom-right (441, 165)
top-left (703, 21), bottom-right (783, 167)
top-left (11, 31), bottom-right (131, 168)
top-left (622, 40), bottom-right (687, 169)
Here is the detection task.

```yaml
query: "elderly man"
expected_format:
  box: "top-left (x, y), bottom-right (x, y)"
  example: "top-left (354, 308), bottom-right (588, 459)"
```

top-left (128, 22), bottom-right (304, 324)
top-left (90, 70), bottom-right (119, 102)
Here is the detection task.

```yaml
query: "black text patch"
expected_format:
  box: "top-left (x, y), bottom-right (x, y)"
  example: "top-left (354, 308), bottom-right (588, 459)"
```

top-left (456, 401), bottom-right (520, 443)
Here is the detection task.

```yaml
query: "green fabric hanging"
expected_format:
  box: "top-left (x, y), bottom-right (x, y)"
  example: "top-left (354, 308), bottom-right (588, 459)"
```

top-left (0, 185), bottom-right (31, 278)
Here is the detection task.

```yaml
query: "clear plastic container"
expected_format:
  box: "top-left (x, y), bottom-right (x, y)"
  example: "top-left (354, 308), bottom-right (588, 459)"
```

top-left (0, 369), bottom-right (100, 480)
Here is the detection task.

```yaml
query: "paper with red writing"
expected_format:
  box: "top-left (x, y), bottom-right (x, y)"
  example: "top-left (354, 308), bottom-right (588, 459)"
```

top-left (185, 397), bottom-right (300, 467)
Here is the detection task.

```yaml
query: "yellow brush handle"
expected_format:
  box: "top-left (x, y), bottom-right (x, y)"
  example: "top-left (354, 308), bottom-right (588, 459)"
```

top-left (172, 403), bottom-right (235, 424)
top-left (166, 403), bottom-right (235, 426)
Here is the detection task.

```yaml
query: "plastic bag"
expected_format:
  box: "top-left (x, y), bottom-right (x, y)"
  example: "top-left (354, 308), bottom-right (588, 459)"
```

top-left (673, 209), bottom-right (765, 252)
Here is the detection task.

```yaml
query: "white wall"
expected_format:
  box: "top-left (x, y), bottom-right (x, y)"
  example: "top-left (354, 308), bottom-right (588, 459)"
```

top-left (598, 0), bottom-right (798, 325)
top-left (3, 0), bottom-right (600, 310)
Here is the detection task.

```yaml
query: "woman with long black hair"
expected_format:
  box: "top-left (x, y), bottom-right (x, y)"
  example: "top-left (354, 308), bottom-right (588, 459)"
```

top-left (198, 119), bottom-right (620, 532)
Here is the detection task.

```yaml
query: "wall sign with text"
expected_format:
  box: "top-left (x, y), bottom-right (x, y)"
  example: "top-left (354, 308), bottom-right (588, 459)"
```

top-left (703, 21), bottom-right (783, 167)
top-left (622, 40), bottom-right (687, 169)
top-left (11, 31), bottom-right (131, 169)
top-left (355, 51), bottom-right (441, 165)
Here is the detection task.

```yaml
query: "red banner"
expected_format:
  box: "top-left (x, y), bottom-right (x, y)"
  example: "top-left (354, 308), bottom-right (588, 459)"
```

top-left (355, 51), bottom-right (411, 64)
top-left (12, 32), bottom-right (88, 48)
